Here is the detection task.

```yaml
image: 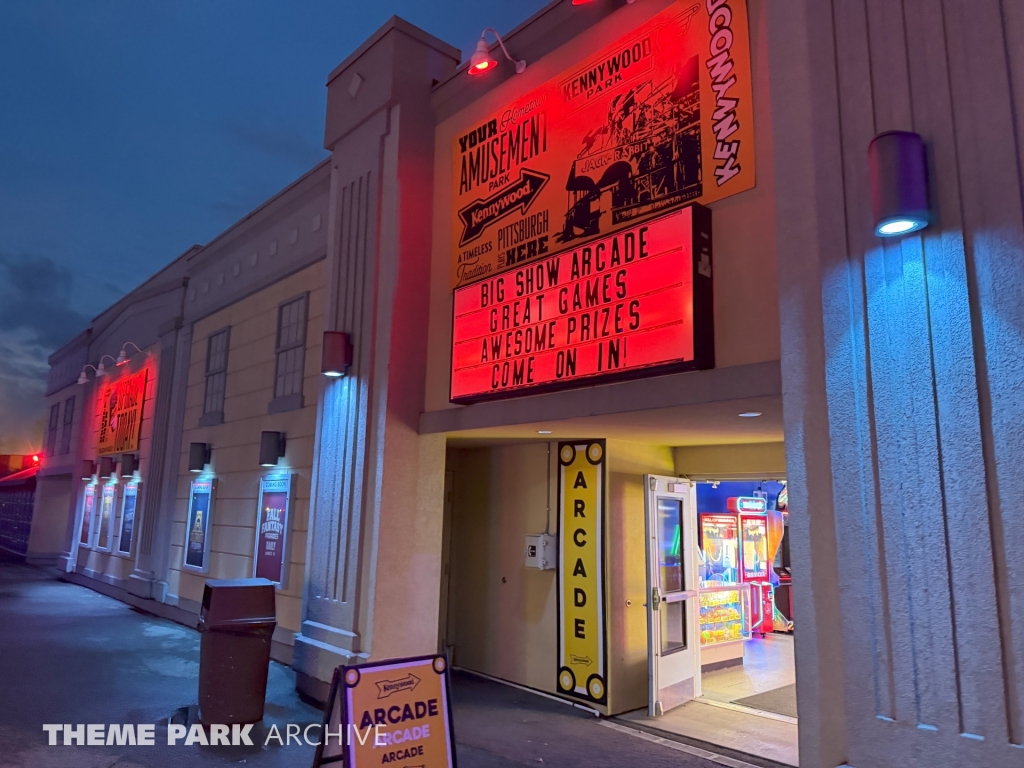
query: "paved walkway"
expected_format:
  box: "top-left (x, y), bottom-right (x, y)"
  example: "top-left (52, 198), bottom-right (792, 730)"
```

top-left (0, 553), bottom-right (762, 768)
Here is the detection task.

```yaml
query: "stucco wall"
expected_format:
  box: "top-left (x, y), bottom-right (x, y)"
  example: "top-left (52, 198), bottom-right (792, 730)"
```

top-left (445, 443), bottom-right (558, 694)
top-left (166, 261), bottom-right (323, 640)
top-left (73, 350), bottom-right (159, 585)
top-left (445, 439), bottom-right (673, 715)
top-left (27, 474), bottom-right (71, 560)
top-left (674, 441), bottom-right (786, 479)
top-left (605, 440), bottom-right (675, 715)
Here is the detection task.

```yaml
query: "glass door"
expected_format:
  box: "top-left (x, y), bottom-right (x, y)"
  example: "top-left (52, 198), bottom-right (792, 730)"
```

top-left (645, 475), bottom-right (698, 716)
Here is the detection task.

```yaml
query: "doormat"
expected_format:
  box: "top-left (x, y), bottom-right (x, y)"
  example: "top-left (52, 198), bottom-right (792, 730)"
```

top-left (732, 684), bottom-right (798, 719)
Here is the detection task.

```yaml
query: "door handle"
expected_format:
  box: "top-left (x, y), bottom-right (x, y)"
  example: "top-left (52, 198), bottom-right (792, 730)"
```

top-left (651, 587), bottom-right (661, 611)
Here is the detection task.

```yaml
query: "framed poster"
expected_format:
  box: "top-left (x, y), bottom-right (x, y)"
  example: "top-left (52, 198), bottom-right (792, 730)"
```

top-left (450, 0), bottom-right (753, 289)
top-left (556, 441), bottom-right (608, 706)
top-left (253, 475), bottom-right (292, 586)
top-left (96, 368), bottom-right (148, 456)
top-left (313, 654), bottom-right (456, 768)
top-left (183, 478), bottom-right (215, 572)
top-left (79, 485), bottom-right (96, 548)
top-left (116, 481), bottom-right (140, 556)
top-left (95, 484), bottom-right (116, 551)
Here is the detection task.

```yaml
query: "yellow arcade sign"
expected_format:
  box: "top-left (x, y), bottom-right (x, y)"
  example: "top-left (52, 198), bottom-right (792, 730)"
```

top-left (314, 654), bottom-right (455, 768)
top-left (557, 441), bottom-right (607, 705)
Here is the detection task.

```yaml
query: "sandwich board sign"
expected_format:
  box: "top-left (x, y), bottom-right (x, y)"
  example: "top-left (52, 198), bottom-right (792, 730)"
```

top-left (313, 654), bottom-right (456, 767)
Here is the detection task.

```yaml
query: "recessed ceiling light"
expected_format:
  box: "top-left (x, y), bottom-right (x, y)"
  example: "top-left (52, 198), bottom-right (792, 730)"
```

top-left (738, 411), bottom-right (762, 418)
top-left (537, 430), bottom-right (552, 434)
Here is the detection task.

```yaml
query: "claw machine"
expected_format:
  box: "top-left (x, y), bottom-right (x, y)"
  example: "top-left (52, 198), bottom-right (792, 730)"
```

top-left (733, 496), bottom-right (775, 637)
top-left (697, 511), bottom-right (748, 668)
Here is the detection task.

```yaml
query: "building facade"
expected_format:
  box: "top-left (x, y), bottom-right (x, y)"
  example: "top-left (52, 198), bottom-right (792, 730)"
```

top-left (29, 2), bottom-right (1024, 767)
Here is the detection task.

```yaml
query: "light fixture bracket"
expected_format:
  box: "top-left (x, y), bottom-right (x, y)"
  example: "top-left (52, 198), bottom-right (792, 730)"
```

top-left (469, 28), bottom-right (526, 75)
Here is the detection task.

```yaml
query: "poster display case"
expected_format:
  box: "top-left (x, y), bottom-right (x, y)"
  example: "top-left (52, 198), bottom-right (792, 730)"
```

top-left (183, 478), bottom-right (215, 573)
top-left (116, 481), bottom-right (139, 556)
top-left (253, 475), bottom-right (292, 585)
top-left (79, 485), bottom-right (96, 548)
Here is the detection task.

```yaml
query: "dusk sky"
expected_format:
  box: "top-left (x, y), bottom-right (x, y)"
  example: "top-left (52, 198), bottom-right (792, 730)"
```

top-left (0, 0), bottom-right (549, 452)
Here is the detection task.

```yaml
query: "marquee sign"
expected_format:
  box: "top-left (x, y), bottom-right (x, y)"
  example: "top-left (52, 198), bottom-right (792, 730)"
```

top-left (96, 368), bottom-right (148, 456)
top-left (557, 441), bottom-right (607, 706)
top-left (450, 0), bottom-right (752, 288)
top-left (450, 205), bottom-right (712, 403)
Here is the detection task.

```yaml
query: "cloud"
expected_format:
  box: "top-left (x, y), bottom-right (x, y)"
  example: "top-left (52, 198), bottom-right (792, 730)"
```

top-left (0, 252), bottom-right (90, 349)
top-left (0, 253), bottom-right (91, 451)
top-left (220, 121), bottom-right (327, 168)
top-left (0, 328), bottom-right (51, 452)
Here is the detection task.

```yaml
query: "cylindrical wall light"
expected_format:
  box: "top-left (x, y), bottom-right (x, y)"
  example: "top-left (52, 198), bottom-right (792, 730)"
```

top-left (259, 432), bottom-right (286, 467)
top-left (120, 454), bottom-right (138, 478)
top-left (98, 456), bottom-right (116, 479)
top-left (869, 130), bottom-right (930, 237)
top-left (321, 331), bottom-right (353, 377)
top-left (189, 442), bottom-right (211, 473)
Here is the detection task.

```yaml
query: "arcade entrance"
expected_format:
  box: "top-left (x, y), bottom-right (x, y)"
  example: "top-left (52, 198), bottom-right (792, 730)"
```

top-left (625, 475), bottom-right (796, 765)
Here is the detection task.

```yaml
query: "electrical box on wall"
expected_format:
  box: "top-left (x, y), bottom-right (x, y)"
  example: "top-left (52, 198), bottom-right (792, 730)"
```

top-left (524, 534), bottom-right (555, 570)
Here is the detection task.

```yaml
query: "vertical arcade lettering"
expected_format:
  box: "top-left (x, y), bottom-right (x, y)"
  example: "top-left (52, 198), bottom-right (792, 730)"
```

top-left (557, 441), bottom-right (607, 705)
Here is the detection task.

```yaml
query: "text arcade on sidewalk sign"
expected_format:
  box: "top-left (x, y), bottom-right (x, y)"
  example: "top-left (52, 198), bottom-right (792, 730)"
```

top-left (450, 0), bottom-right (752, 288)
top-left (451, 205), bottom-right (712, 402)
top-left (313, 655), bottom-right (456, 768)
top-left (557, 441), bottom-right (607, 706)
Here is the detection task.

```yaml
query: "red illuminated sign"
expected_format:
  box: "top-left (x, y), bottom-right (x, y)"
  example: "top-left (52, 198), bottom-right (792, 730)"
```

top-left (450, 205), bottom-right (712, 402)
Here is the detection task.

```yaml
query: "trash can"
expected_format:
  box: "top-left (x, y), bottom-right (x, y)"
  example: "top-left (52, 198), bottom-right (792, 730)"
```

top-left (198, 578), bottom-right (277, 725)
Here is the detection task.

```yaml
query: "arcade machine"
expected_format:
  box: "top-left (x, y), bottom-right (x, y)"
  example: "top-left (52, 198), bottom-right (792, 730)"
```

top-left (772, 485), bottom-right (794, 629)
top-left (697, 488), bottom-right (789, 649)
top-left (697, 512), bottom-right (748, 652)
top-left (733, 496), bottom-right (775, 637)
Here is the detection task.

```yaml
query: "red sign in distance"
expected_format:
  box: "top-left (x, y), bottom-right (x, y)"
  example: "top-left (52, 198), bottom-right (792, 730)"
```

top-left (450, 205), bottom-right (712, 402)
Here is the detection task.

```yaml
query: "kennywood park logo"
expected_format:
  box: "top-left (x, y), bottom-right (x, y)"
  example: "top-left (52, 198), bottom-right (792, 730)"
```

top-left (458, 169), bottom-right (549, 246)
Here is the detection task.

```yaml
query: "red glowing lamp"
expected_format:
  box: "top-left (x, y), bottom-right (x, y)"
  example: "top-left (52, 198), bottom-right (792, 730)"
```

top-left (467, 29), bottom-right (525, 76)
top-left (32, 454), bottom-right (40, 464)
top-left (468, 38), bottom-right (497, 74)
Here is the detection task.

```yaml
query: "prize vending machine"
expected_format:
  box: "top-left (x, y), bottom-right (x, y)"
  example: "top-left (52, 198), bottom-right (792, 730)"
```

top-left (730, 496), bottom-right (775, 637)
top-left (697, 513), bottom-right (748, 647)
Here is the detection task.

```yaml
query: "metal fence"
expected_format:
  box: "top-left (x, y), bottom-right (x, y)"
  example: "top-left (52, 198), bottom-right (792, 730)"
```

top-left (0, 487), bottom-right (34, 555)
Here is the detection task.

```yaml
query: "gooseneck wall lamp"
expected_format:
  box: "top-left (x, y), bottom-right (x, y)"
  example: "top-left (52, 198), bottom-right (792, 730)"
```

top-left (115, 341), bottom-right (143, 366)
top-left (77, 365), bottom-right (99, 385)
top-left (96, 355), bottom-right (117, 376)
top-left (469, 28), bottom-right (526, 76)
top-left (869, 130), bottom-right (931, 237)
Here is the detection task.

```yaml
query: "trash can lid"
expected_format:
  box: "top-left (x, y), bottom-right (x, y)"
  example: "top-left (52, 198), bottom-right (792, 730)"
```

top-left (201, 578), bottom-right (277, 628)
